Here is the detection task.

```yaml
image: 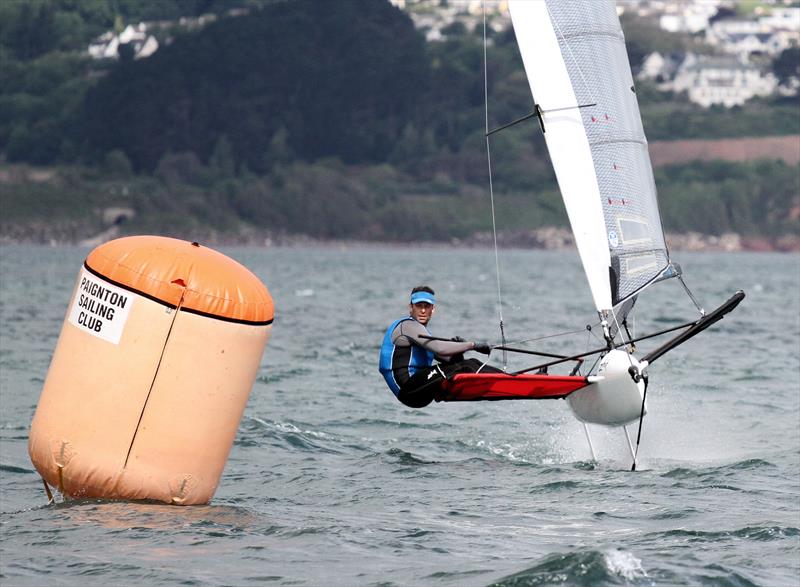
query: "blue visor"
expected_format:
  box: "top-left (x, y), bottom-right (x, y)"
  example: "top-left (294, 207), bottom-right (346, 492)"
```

top-left (410, 291), bottom-right (435, 305)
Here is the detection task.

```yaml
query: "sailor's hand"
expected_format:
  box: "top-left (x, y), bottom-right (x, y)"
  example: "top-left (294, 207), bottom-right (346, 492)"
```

top-left (473, 342), bottom-right (492, 355)
top-left (451, 336), bottom-right (466, 342)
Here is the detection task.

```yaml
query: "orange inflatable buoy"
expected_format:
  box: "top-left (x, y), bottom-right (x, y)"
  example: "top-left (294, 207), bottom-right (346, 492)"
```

top-left (29, 236), bottom-right (274, 505)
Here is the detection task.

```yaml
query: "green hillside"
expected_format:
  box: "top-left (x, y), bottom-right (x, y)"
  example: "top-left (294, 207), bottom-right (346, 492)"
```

top-left (1, 0), bottom-right (798, 245)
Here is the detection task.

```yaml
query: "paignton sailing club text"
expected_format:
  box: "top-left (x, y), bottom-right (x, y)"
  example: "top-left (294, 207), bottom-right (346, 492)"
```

top-left (75, 275), bottom-right (129, 331)
top-left (79, 276), bottom-right (128, 309)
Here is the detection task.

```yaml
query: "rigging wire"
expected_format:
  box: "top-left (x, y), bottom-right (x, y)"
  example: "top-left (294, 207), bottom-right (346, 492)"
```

top-left (580, 325), bottom-right (603, 377)
top-left (678, 275), bottom-right (705, 317)
top-left (610, 307), bottom-right (634, 357)
top-left (587, 324), bottom-right (605, 346)
top-left (500, 320), bottom-right (608, 376)
top-left (505, 326), bottom-right (593, 347)
top-left (482, 2), bottom-right (507, 368)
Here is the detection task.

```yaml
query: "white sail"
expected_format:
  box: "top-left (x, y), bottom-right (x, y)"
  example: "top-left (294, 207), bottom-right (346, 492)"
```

top-left (508, 0), bottom-right (671, 313)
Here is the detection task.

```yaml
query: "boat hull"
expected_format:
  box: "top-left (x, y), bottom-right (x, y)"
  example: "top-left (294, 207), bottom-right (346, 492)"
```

top-left (567, 350), bottom-right (646, 426)
top-left (442, 373), bottom-right (589, 401)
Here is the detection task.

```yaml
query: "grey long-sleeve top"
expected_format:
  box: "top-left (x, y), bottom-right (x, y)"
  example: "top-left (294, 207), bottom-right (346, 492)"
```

top-left (391, 319), bottom-right (474, 361)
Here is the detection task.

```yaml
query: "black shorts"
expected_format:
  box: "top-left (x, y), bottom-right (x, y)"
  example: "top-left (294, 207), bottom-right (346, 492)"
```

top-left (397, 359), bottom-right (500, 408)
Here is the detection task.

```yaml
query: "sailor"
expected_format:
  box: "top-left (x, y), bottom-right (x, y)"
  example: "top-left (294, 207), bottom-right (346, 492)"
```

top-left (379, 286), bottom-right (498, 408)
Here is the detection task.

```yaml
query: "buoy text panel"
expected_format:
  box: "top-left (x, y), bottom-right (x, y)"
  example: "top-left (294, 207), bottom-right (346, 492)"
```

top-left (67, 267), bottom-right (133, 344)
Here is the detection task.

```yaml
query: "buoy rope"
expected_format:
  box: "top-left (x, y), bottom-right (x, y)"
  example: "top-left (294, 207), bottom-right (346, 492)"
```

top-left (124, 287), bottom-right (186, 468)
top-left (483, 2), bottom-right (507, 368)
top-left (41, 477), bottom-right (54, 504)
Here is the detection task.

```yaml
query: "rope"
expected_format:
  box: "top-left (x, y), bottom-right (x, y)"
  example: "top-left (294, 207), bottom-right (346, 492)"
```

top-left (587, 324), bottom-right (605, 345)
top-left (610, 307), bottom-right (634, 358)
top-left (41, 477), bottom-right (54, 504)
top-left (124, 286), bottom-right (186, 468)
top-left (506, 326), bottom-right (593, 347)
top-left (678, 275), bottom-right (705, 316)
top-left (483, 3), bottom-right (507, 367)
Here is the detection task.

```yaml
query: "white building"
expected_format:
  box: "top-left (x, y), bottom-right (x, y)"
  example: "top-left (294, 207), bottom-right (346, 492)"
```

top-left (759, 7), bottom-right (800, 33)
top-left (672, 53), bottom-right (778, 108)
top-left (707, 9), bottom-right (800, 56)
top-left (722, 31), bottom-right (786, 56)
top-left (638, 51), bottom-right (682, 84)
top-left (659, 1), bottom-right (721, 34)
top-left (391, 0), bottom-right (507, 42)
top-left (88, 24), bottom-right (159, 60)
top-left (706, 18), bottom-right (763, 45)
top-left (707, 16), bottom-right (796, 56)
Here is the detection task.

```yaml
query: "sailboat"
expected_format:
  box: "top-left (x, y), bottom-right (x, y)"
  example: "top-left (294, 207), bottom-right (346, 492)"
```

top-left (427, 0), bottom-right (744, 463)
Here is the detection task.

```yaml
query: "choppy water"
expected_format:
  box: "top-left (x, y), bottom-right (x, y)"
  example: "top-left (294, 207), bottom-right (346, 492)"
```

top-left (1, 244), bottom-right (798, 586)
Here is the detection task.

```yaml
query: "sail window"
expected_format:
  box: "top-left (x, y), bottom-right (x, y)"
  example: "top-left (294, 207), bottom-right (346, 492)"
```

top-left (625, 253), bottom-right (658, 275)
top-left (618, 218), bottom-right (651, 245)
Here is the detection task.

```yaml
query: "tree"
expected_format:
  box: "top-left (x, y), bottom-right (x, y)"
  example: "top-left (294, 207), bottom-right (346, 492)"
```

top-left (209, 135), bottom-right (236, 179)
top-left (117, 41), bottom-right (135, 63)
top-left (103, 149), bottom-right (133, 177)
top-left (82, 0), bottom-right (431, 172)
top-left (389, 124), bottom-right (436, 169)
top-left (2, 2), bottom-right (58, 60)
top-left (155, 151), bottom-right (205, 186)
top-left (263, 127), bottom-right (293, 170)
top-left (773, 47), bottom-right (800, 88)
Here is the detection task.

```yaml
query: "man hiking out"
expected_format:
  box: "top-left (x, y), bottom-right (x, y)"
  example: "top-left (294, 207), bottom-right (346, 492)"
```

top-left (379, 286), bottom-right (499, 408)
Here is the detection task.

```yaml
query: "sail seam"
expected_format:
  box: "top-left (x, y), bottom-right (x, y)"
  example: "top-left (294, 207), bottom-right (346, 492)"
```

top-left (545, 1), bottom-right (595, 104)
top-left (590, 138), bottom-right (648, 147)
top-left (554, 31), bottom-right (624, 43)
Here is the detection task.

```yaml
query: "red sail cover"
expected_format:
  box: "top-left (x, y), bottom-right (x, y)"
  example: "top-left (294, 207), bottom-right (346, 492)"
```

top-left (442, 373), bottom-right (589, 402)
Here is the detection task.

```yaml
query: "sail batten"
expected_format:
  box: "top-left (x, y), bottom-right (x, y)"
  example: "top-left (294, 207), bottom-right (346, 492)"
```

top-left (508, 0), bottom-right (672, 312)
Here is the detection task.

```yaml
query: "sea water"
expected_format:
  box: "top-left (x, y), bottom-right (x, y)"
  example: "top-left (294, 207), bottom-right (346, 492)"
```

top-left (1, 244), bottom-right (798, 586)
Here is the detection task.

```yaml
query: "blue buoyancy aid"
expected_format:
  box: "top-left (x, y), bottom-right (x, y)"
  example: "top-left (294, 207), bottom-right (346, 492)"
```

top-left (379, 317), bottom-right (435, 396)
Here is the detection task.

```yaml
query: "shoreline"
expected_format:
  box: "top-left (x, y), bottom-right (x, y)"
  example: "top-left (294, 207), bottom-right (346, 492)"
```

top-left (1, 226), bottom-right (798, 252)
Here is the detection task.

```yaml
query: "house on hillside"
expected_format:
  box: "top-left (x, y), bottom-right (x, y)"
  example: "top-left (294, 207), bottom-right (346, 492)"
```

top-left (671, 53), bottom-right (777, 108)
top-left (638, 51), bottom-right (683, 85)
top-left (88, 24), bottom-right (159, 60)
top-left (658, 0), bottom-right (721, 34)
top-left (706, 18), bottom-right (762, 46)
top-left (707, 10), bottom-right (799, 56)
top-left (619, 0), bottom-right (672, 19)
top-left (392, 0), bottom-right (506, 42)
top-left (722, 31), bottom-right (786, 56)
top-left (759, 7), bottom-right (800, 33)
